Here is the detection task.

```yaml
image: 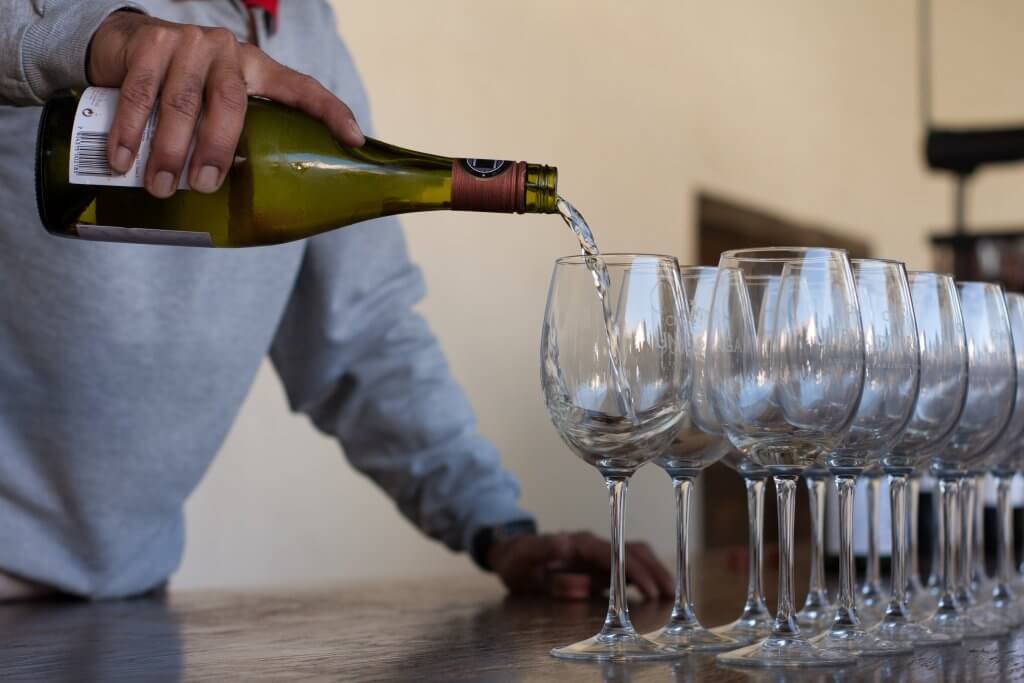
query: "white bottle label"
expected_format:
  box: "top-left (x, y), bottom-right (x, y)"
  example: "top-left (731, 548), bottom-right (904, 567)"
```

top-left (70, 87), bottom-right (192, 190)
top-left (75, 224), bottom-right (213, 247)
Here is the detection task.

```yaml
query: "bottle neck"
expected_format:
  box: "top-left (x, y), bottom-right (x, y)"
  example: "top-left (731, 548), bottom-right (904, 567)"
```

top-left (450, 159), bottom-right (557, 214)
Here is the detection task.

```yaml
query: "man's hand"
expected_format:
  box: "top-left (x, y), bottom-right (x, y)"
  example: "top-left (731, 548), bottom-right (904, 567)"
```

top-left (488, 532), bottom-right (673, 601)
top-left (86, 11), bottom-right (366, 198)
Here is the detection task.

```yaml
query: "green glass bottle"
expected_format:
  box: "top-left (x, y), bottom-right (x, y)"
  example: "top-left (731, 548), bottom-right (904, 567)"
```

top-left (36, 88), bottom-right (558, 247)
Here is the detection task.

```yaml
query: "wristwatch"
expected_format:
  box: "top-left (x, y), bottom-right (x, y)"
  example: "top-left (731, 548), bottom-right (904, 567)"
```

top-left (469, 519), bottom-right (538, 571)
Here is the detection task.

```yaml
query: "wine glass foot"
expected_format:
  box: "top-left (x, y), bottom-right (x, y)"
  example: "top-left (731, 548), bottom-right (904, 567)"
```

top-left (971, 603), bottom-right (1022, 629)
top-left (870, 618), bottom-right (962, 646)
top-left (715, 635), bottom-right (856, 668)
top-left (909, 591), bottom-right (939, 619)
top-left (710, 615), bottom-right (772, 646)
top-left (992, 602), bottom-right (1024, 628)
top-left (644, 624), bottom-right (741, 652)
top-left (856, 599), bottom-right (886, 627)
top-left (971, 578), bottom-right (995, 602)
top-left (551, 631), bottom-right (680, 662)
top-left (795, 604), bottom-right (834, 634)
top-left (809, 626), bottom-right (914, 655)
top-left (924, 610), bottom-right (1008, 639)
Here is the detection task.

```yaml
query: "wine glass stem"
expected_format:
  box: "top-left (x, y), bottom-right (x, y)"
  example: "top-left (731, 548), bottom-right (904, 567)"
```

top-left (865, 475), bottom-right (882, 593)
top-left (973, 473), bottom-right (986, 585)
top-left (908, 474), bottom-right (922, 588)
top-left (833, 473), bottom-right (860, 627)
top-left (741, 475), bottom-right (769, 618)
top-left (996, 474), bottom-right (1015, 593)
top-left (885, 472), bottom-right (910, 620)
top-left (935, 477), bottom-right (961, 615)
top-left (602, 476), bottom-right (634, 634)
top-left (929, 479), bottom-right (943, 589)
top-left (959, 476), bottom-right (975, 606)
top-left (805, 475), bottom-right (828, 604)
top-left (668, 475), bottom-right (698, 626)
top-left (772, 474), bottom-right (800, 637)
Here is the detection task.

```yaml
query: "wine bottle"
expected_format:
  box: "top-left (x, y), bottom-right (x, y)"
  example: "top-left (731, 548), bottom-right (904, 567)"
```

top-left (35, 87), bottom-right (558, 247)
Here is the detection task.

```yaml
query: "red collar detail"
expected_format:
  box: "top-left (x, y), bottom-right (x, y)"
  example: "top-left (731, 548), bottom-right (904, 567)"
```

top-left (241, 0), bottom-right (278, 20)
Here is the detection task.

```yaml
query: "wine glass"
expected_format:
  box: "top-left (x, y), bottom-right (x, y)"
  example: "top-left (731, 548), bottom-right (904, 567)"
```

top-left (925, 281), bottom-right (1016, 639)
top-left (541, 254), bottom-right (691, 661)
top-left (796, 463), bottom-right (834, 632)
top-left (708, 247), bottom-right (864, 668)
top-left (970, 292), bottom-right (1024, 627)
top-left (710, 451), bottom-right (773, 645)
top-left (872, 272), bottom-right (967, 646)
top-left (643, 266), bottom-right (739, 652)
top-left (808, 258), bottom-right (918, 656)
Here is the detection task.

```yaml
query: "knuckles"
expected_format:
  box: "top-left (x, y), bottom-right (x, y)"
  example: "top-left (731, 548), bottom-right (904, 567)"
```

top-left (119, 72), bottom-right (158, 110)
top-left (163, 76), bottom-right (203, 118)
top-left (177, 24), bottom-right (205, 47)
top-left (140, 24), bottom-right (179, 50)
top-left (131, 23), bottom-right (241, 59)
top-left (205, 27), bottom-right (238, 49)
top-left (211, 76), bottom-right (248, 114)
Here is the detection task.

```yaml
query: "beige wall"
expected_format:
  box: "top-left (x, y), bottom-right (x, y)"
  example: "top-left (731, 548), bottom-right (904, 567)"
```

top-left (174, 1), bottom-right (1024, 589)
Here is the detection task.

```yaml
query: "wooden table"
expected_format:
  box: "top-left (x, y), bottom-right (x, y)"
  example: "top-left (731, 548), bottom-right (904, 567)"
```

top-left (0, 550), bottom-right (1021, 682)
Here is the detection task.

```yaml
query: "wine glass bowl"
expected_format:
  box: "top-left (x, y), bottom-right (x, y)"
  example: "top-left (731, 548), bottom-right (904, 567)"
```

top-left (974, 293), bottom-right (1024, 472)
top-left (825, 259), bottom-right (920, 471)
top-left (882, 273), bottom-right (969, 473)
top-left (542, 254), bottom-right (691, 478)
top-left (932, 282), bottom-right (1016, 475)
top-left (708, 250), bottom-right (866, 474)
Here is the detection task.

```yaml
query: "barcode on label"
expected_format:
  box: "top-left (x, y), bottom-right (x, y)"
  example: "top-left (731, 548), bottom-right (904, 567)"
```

top-left (72, 131), bottom-right (113, 178)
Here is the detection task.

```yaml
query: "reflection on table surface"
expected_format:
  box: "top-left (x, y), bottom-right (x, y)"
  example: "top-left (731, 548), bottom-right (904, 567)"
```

top-left (0, 548), bottom-right (1020, 682)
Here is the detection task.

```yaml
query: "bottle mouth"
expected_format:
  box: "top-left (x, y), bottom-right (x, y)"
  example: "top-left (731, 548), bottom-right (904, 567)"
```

top-left (524, 164), bottom-right (557, 213)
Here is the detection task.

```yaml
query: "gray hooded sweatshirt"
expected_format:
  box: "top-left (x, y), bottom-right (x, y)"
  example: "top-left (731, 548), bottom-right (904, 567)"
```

top-left (0, 0), bottom-right (529, 598)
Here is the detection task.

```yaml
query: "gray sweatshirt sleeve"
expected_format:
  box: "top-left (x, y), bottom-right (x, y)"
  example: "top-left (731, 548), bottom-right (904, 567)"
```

top-left (0, 1), bottom-right (145, 105)
top-left (268, 5), bottom-right (533, 554)
top-left (269, 224), bottom-right (534, 553)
